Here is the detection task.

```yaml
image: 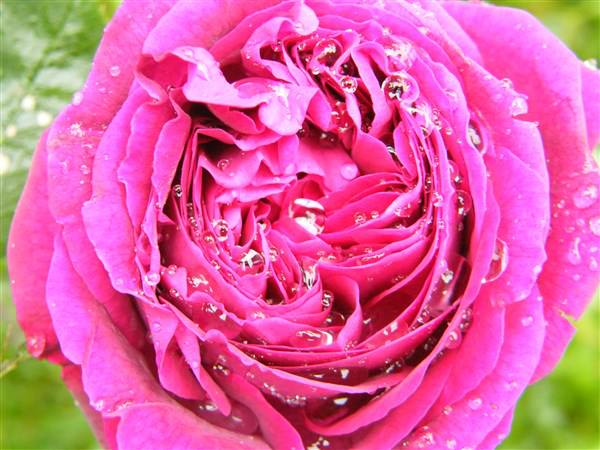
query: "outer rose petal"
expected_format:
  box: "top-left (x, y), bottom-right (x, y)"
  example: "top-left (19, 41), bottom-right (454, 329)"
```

top-left (443, 0), bottom-right (600, 381)
top-left (581, 64), bottom-right (600, 147)
top-left (62, 365), bottom-right (113, 449)
top-left (117, 403), bottom-right (269, 450)
top-left (7, 131), bottom-right (61, 361)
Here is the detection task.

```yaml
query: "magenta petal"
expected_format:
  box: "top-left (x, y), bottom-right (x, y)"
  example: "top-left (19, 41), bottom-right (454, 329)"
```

top-left (116, 403), bottom-right (269, 450)
top-left (445, 0), bottom-right (599, 385)
top-left (62, 365), bottom-right (114, 449)
top-left (581, 64), bottom-right (600, 147)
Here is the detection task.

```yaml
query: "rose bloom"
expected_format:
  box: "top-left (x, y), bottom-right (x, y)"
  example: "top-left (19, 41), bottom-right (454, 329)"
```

top-left (7, 0), bottom-right (599, 449)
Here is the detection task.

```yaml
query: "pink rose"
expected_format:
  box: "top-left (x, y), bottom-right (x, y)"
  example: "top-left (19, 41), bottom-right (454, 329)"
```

top-left (8, 0), bottom-right (599, 448)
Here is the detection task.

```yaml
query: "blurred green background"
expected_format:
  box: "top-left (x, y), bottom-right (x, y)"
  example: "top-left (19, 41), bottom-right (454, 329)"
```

top-left (0, 0), bottom-right (598, 449)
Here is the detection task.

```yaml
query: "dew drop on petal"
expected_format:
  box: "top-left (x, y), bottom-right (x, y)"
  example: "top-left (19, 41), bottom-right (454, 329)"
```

top-left (144, 272), bottom-right (161, 286)
top-left (567, 237), bottom-right (582, 265)
top-left (382, 73), bottom-right (412, 100)
top-left (354, 212), bottom-right (367, 225)
top-left (212, 219), bottom-right (229, 242)
top-left (572, 184), bottom-right (598, 209)
top-left (109, 65), bottom-right (121, 77)
top-left (467, 397), bottom-right (482, 410)
top-left (446, 330), bottom-right (461, 349)
top-left (72, 91), bottom-right (83, 105)
top-left (339, 76), bottom-right (358, 93)
top-left (290, 198), bottom-right (326, 235)
top-left (340, 163), bottom-right (358, 180)
top-left (240, 249), bottom-right (265, 274)
top-left (520, 315), bottom-right (534, 327)
top-left (467, 122), bottom-right (483, 151)
top-left (441, 269), bottom-right (454, 284)
top-left (217, 159), bottom-right (231, 171)
top-left (484, 238), bottom-right (509, 283)
top-left (510, 97), bottom-right (528, 116)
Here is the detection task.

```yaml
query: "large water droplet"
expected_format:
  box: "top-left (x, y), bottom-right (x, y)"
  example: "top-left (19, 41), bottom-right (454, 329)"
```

top-left (484, 238), bottom-right (508, 283)
top-left (339, 76), bottom-right (358, 93)
top-left (313, 38), bottom-right (340, 67)
top-left (510, 97), bottom-right (528, 116)
top-left (289, 198), bottom-right (326, 235)
top-left (212, 219), bottom-right (229, 242)
top-left (240, 249), bottom-right (265, 274)
top-left (456, 190), bottom-right (473, 216)
top-left (340, 163), bottom-right (359, 180)
top-left (573, 184), bottom-right (598, 209)
top-left (144, 272), bottom-right (161, 286)
top-left (382, 72), bottom-right (413, 101)
top-left (293, 329), bottom-right (334, 347)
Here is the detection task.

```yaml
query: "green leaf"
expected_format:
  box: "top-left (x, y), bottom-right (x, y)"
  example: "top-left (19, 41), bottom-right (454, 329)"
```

top-left (0, 0), bottom-right (112, 254)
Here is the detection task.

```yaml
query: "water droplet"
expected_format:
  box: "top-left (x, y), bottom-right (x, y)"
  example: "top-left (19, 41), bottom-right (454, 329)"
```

top-left (573, 184), bottom-right (598, 209)
top-left (446, 330), bottom-right (461, 349)
top-left (212, 219), bottom-right (229, 241)
top-left (109, 65), bottom-right (121, 77)
top-left (510, 97), bottom-right (528, 116)
top-left (80, 164), bottom-right (91, 175)
top-left (339, 76), bottom-right (358, 93)
top-left (521, 315), bottom-right (534, 327)
top-left (152, 322), bottom-right (162, 331)
top-left (467, 122), bottom-right (483, 150)
top-left (431, 192), bottom-right (444, 207)
top-left (583, 58), bottom-right (598, 70)
top-left (72, 91), bottom-right (83, 105)
top-left (468, 397), bottom-right (482, 410)
top-left (446, 439), bottom-right (457, 449)
top-left (240, 249), bottom-right (265, 274)
top-left (212, 363), bottom-right (231, 376)
top-left (340, 163), bottom-right (358, 180)
top-left (332, 396), bottom-right (348, 406)
top-left (589, 257), bottom-right (599, 271)
top-left (144, 272), bottom-right (161, 286)
top-left (217, 158), bottom-right (230, 171)
top-left (567, 237), bottom-right (582, 265)
top-left (441, 269), bottom-right (454, 284)
top-left (354, 212), bottom-right (367, 225)
top-left (321, 290), bottom-right (333, 309)
top-left (442, 405), bottom-right (453, 415)
top-left (294, 329), bottom-right (334, 347)
top-left (302, 265), bottom-right (317, 289)
top-left (290, 198), bottom-right (326, 235)
top-left (188, 274), bottom-right (209, 288)
top-left (313, 38), bottom-right (341, 66)
top-left (172, 184), bottom-right (183, 198)
top-left (69, 122), bottom-right (85, 137)
top-left (484, 238), bottom-right (509, 282)
top-left (26, 335), bottom-right (46, 357)
top-left (456, 190), bottom-right (472, 216)
top-left (590, 216), bottom-right (600, 236)
top-left (500, 78), bottom-right (514, 90)
top-left (382, 72), bottom-right (412, 100)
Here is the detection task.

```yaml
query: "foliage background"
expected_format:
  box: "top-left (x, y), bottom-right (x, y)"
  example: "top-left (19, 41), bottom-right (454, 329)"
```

top-left (0, 0), bottom-right (598, 449)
